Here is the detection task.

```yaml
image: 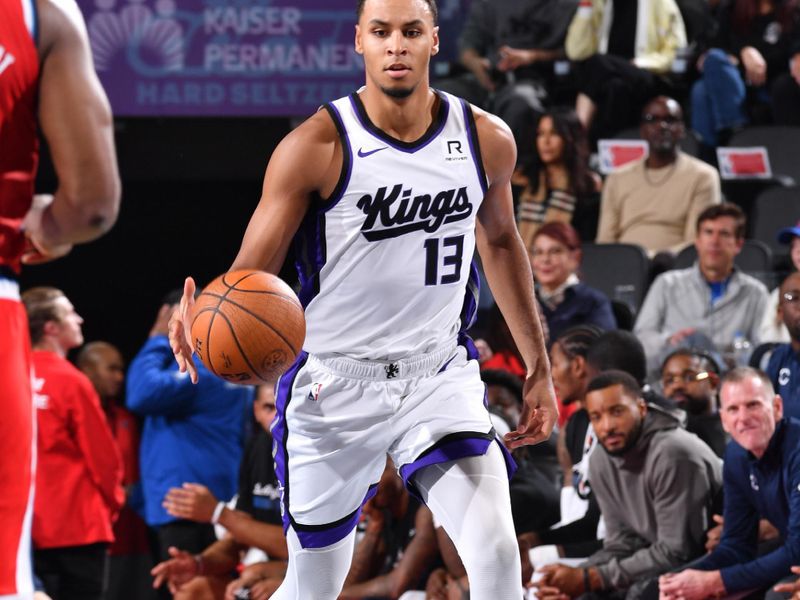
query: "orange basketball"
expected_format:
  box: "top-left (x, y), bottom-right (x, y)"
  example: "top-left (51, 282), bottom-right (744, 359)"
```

top-left (190, 270), bottom-right (306, 385)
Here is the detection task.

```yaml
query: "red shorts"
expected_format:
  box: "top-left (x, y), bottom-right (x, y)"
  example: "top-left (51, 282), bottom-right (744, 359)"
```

top-left (0, 280), bottom-right (34, 598)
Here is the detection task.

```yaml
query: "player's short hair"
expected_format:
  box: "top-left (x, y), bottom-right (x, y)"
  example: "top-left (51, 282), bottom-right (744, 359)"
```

top-left (22, 286), bottom-right (66, 345)
top-left (356, 0), bottom-right (438, 23)
top-left (586, 370), bottom-right (642, 401)
top-left (696, 203), bottom-right (746, 239)
top-left (721, 366), bottom-right (775, 397)
top-left (660, 347), bottom-right (722, 376)
top-left (586, 330), bottom-right (648, 386)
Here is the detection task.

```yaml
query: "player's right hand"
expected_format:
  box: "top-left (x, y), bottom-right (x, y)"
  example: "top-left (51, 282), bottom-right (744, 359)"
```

top-left (169, 277), bottom-right (199, 384)
top-left (150, 546), bottom-right (198, 592)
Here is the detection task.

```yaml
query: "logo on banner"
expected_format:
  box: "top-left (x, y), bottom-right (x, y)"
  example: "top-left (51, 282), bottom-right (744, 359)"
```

top-left (716, 147), bottom-right (772, 180)
top-left (597, 139), bottom-right (649, 174)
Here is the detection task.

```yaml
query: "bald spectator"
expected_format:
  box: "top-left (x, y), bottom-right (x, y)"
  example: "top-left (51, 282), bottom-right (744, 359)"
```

top-left (596, 97), bottom-right (721, 258)
top-left (77, 341), bottom-right (155, 600)
top-left (23, 287), bottom-right (124, 600)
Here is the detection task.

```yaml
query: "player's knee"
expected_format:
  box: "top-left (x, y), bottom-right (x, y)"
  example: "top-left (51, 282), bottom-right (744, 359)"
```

top-left (461, 525), bottom-right (518, 570)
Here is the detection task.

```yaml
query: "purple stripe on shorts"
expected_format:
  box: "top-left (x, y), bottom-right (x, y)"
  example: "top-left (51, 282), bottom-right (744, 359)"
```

top-left (294, 484), bottom-right (379, 549)
top-left (399, 437), bottom-right (517, 493)
top-left (458, 332), bottom-right (479, 361)
top-left (273, 351), bottom-right (308, 535)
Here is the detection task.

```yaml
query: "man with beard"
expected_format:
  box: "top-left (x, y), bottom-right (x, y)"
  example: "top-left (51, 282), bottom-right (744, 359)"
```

top-left (766, 272), bottom-right (800, 417)
top-left (596, 96), bottom-right (720, 258)
top-left (534, 371), bottom-right (721, 598)
top-left (660, 348), bottom-right (726, 457)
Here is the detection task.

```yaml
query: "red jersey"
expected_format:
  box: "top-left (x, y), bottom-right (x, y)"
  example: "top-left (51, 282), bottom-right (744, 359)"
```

top-left (32, 350), bottom-right (125, 549)
top-left (0, 0), bottom-right (39, 273)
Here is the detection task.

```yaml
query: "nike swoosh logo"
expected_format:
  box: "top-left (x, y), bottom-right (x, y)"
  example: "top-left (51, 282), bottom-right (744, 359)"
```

top-left (357, 146), bottom-right (388, 158)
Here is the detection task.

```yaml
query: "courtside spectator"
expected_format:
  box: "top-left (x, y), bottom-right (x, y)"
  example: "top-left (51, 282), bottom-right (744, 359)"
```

top-left (759, 221), bottom-right (800, 343)
top-left (660, 348), bottom-right (726, 457)
top-left (635, 203), bottom-right (768, 374)
top-left (766, 272), bottom-right (800, 416)
top-left (660, 368), bottom-right (800, 597)
top-left (535, 371), bottom-right (722, 597)
top-left (77, 341), bottom-right (155, 600)
top-left (126, 290), bottom-right (253, 594)
top-left (531, 222), bottom-right (617, 342)
top-left (151, 385), bottom-right (286, 599)
top-left (23, 287), bottom-right (124, 600)
top-left (565, 0), bottom-right (686, 139)
top-left (516, 108), bottom-right (602, 245)
top-left (596, 97), bottom-right (721, 257)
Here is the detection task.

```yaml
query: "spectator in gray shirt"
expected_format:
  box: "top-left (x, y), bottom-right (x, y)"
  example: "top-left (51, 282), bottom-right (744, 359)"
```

top-left (634, 203), bottom-right (768, 374)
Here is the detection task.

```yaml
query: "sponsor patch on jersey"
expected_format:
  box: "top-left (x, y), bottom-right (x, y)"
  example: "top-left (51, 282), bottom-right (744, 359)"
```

top-left (442, 138), bottom-right (469, 163)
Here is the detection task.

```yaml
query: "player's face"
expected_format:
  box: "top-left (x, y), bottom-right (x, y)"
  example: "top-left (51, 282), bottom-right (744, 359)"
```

top-left (355, 0), bottom-right (439, 99)
top-left (719, 377), bottom-right (781, 459)
top-left (53, 296), bottom-right (84, 350)
top-left (586, 384), bottom-right (646, 456)
top-left (549, 342), bottom-right (583, 405)
top-left (253, 385), bottom-right (277, 432)
top-left (694, 216), bottom-right (743, 275)
top-left (660, 354), bottom-right (716, 415)
top-left (529, 235), bottom-right (579, 291)
top-left (86, 348), bottom-right (125, 400)
top-left (536, 117), bottom-right (565, 165)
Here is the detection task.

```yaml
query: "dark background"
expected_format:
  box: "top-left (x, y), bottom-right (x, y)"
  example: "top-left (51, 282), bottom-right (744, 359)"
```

top-left (21, 117), bottom-right (296, 363)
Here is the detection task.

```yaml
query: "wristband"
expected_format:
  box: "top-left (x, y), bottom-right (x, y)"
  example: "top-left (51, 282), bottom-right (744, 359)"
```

top-left (211, 501), bottom-right (225, 525)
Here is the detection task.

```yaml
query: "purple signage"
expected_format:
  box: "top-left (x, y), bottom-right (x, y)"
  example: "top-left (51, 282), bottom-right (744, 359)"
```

top-left (76, 0), bottom-right (469, 117)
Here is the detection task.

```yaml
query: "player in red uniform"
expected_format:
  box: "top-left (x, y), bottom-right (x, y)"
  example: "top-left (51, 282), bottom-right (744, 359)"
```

top-left (0, 0), bottom-right (120, 596)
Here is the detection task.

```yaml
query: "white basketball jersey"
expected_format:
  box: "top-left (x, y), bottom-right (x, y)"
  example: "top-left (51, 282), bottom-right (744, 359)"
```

top-left (294, 90), bottom-right (487, 360)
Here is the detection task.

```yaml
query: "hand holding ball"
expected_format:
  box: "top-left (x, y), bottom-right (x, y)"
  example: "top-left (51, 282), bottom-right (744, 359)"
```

top-left (190, 270), bottom-right (305, 384)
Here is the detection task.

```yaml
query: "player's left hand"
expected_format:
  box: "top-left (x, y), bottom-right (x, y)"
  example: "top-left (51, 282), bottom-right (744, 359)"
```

top-left (163, 482), bottom-right (219, 523)
top-left (504, 373), bottom-right (557, 449)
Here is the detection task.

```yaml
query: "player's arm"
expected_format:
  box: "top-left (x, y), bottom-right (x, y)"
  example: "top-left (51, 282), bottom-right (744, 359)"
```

top-left (472, 107), bottom-right (557, 449)
top-left (169, 111), bottom-right (340, 381)
top-left (31, 0), bottom-right (120, 254)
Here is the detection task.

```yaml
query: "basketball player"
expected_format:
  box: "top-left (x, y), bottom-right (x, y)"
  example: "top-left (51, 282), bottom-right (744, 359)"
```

top-left (169, 0), bottom-right (555, 598)
top-left (0, 0), bottom-right (120, 597)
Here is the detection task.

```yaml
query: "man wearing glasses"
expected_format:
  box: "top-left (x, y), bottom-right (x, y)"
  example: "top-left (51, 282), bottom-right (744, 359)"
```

top-left (660, 348), bottom-right (726, 457)
top-left (596, 96), bottom-right (720, 258)
top-left (766, 272), bottom-right (800, 417)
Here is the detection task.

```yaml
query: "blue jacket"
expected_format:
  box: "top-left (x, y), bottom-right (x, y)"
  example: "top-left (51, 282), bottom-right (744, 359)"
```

top-left (538, 282), bottom-right (617, 342)
top-left (126, 335), bottom-right (253, 526)
top-left (692, 418), bottom-right (800, 592)
top-left (767, 344), bottom-right (800, 419)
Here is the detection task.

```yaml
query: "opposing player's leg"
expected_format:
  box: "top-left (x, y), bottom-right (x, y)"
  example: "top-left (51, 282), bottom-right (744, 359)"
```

top-left (0, 287), bottom-right (35, 600)
top-left (413, 442), bottom-right (522, 600)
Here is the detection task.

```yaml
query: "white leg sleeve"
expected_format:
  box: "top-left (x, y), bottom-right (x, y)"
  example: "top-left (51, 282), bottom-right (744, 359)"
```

top-left (270, 526), bottom-right (356, 600)
top-left (413, 442), bottom-right (523, 600)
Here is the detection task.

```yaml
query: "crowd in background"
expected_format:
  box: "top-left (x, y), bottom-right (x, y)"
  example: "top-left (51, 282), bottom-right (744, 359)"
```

top-left (24, 0), bottom-right (800, 598)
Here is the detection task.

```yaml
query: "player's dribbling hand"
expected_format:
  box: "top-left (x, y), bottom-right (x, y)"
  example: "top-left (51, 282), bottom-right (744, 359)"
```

top-left (169, 277), bottom-right (199, 383)
top-left (504, 374), bottom-right (558, 449)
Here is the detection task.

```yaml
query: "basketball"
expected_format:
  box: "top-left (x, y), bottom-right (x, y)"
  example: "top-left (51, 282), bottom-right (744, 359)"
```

top-left (190, 270), bottom-right (306, 385)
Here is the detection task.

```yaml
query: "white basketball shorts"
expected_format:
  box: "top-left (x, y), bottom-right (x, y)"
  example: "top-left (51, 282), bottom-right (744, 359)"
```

top-left (271, 337), bottom-right (515, 549)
